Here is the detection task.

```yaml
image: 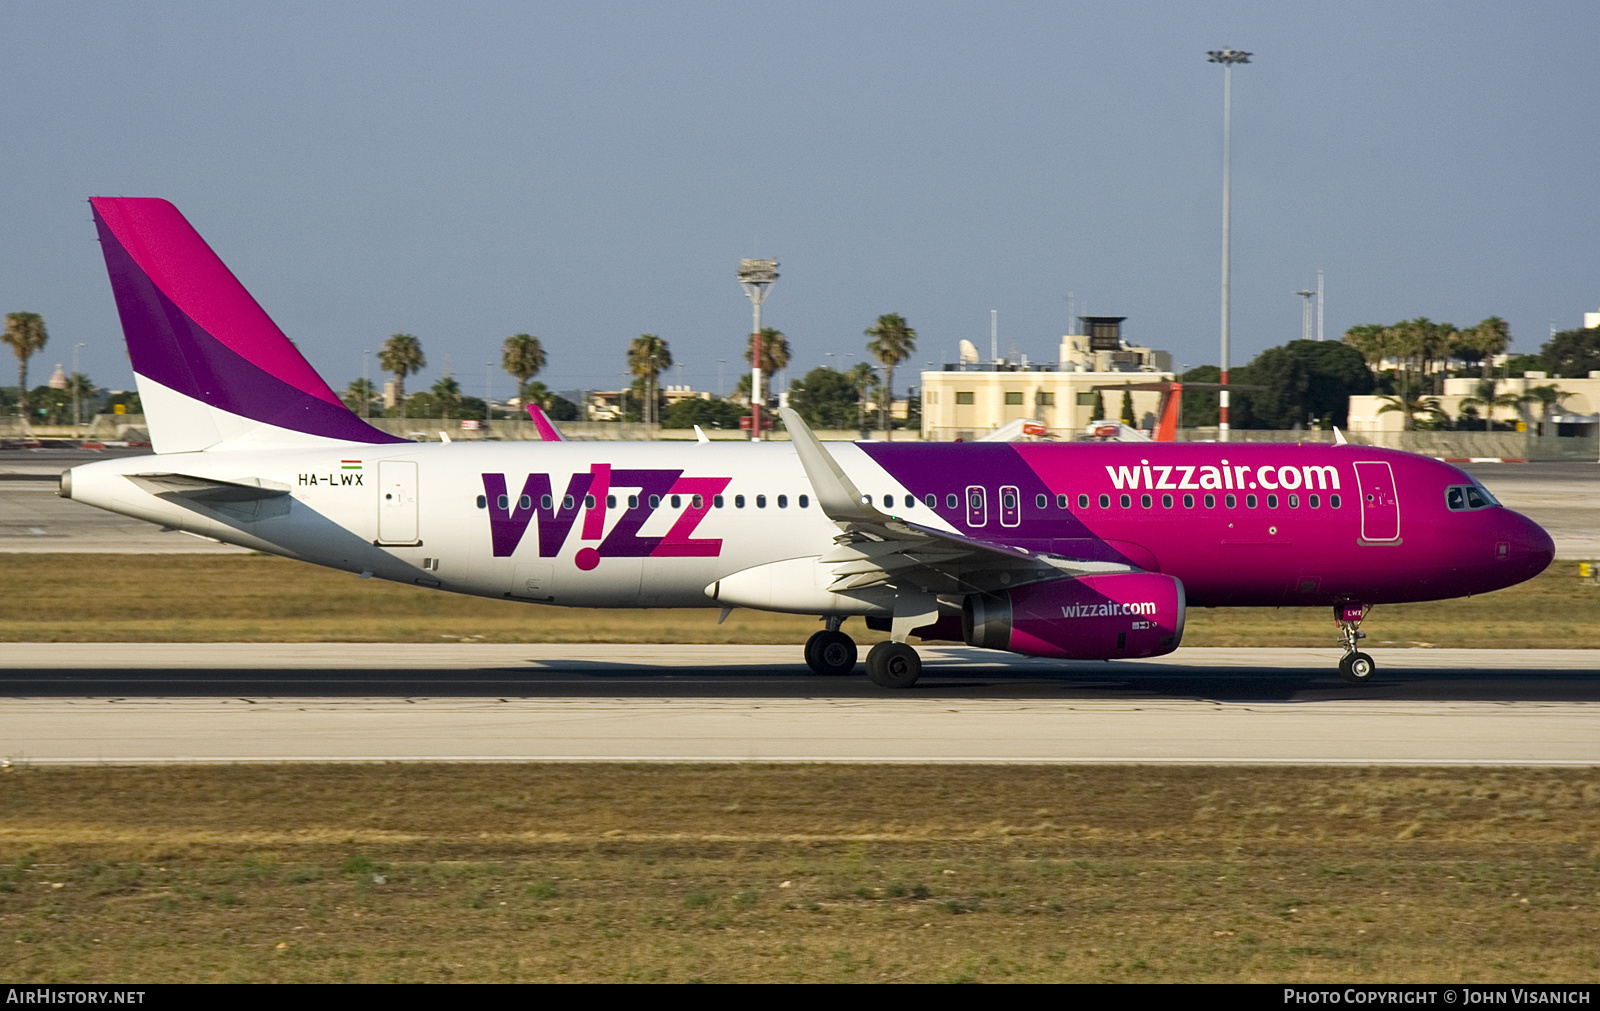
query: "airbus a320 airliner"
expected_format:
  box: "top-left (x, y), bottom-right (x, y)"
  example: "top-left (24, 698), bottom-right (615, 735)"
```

top-left (61, 198), bottom-right (1555, 687)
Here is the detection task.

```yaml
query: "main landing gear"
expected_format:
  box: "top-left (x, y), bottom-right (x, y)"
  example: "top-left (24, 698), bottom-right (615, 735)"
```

top-left (804, 617), bottom-right (858, 676)
top-left (864, 641), bottom-right (921, 689)
top-left (803, 617), bottom-right (926, 688)
top-left (1336, 603), bottom-right (1377, 684)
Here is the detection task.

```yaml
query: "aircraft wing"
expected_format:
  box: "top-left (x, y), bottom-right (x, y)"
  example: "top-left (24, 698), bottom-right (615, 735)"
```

top-left (779, 408), bottom-right (1132, 596)
top-left (126, 473), bottom-right (290, 503)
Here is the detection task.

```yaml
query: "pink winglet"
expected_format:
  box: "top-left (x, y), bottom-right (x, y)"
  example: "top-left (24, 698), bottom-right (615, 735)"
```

top-left (89, 198), bottom-right (343, 406)
top-left (526, 403), bottom-right (566, 442)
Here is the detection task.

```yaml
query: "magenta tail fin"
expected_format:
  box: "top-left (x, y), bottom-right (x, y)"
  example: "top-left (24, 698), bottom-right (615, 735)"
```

top-left (90, 197), bottom-right (404, 452)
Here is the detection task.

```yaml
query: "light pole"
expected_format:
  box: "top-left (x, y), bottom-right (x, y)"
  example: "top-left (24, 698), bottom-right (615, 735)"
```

top-left (72, 343), bottom-right (84, 431)
top-left (737, 259), bottom-right (778, 440)
top-left (484, 361), bottom-right (493, 423)
top-left (717, 359), bottom-right (726, 397)
top-left (1296, 289), bottom-right (1316, 342)
top-left (363, 349), bottom-right (371, 418)
top-left (1208, 47), bottom-right (1250, 442)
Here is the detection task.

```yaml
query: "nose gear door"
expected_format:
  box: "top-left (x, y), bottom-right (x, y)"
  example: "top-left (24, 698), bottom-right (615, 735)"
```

top-left (1354, 460), bottom-right (1399, 543)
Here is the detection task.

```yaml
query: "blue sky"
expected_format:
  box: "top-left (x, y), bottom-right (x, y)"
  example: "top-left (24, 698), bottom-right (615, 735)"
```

top-left (2, 1), bottom-right (1596, 398)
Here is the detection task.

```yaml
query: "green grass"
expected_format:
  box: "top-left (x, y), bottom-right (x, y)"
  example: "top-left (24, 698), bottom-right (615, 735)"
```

top-left (1, 764), bottom-right (1597, 983)
top-left (1, 553), bottom-right (1597, 647)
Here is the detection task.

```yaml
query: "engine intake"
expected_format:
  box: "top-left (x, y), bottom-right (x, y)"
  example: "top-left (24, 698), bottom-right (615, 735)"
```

top-left (962, 572), bottom-right (1186, 660)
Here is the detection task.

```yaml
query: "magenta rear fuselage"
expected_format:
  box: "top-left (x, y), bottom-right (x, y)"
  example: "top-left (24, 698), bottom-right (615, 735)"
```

top-left (857, 441), bottom-right (1553, 608)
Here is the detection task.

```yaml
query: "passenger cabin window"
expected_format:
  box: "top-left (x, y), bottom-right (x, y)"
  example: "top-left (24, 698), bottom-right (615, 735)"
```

top-left (714, 495), bottom-right (724, 508)
top-left (800, 495), bottom-right (810, 508)
top-left (777, 495), bottom-right (788, 508)
top-left (1099, 494), bottom-right (1110, 508)
top-left (735, 495), bottom-right (746, 508)
top-left (1077, 493), bottom-right (1088, 509)
top-left (925, 494), bottom-right (937, 508)
top-left (946, 493), bottom-right (958, 509)
top-left (1036, 493), bottom-right (1048, 509)
top-left (756, 495), bottom-right (767, 508)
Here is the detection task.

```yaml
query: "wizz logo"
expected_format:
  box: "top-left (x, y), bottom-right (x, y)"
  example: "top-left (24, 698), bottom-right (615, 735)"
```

top-left (482, 465), bottom-right (731, 563)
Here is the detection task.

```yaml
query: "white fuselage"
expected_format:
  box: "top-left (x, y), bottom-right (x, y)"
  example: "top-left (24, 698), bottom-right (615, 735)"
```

top-left (67, 441), bottom-right (951, 614)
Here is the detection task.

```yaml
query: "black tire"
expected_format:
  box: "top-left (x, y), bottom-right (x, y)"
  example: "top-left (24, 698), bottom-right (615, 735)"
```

top-left (865, 641), bottom-right (921, 689)
top-left (1339, 651), bottom-right (1376, 684)
top-left (805, 630), bottom-right (857, 676)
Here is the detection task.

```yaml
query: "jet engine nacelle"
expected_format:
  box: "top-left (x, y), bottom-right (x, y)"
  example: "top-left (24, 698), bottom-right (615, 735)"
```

top-left (962, 572), bottom-right (1186, 660)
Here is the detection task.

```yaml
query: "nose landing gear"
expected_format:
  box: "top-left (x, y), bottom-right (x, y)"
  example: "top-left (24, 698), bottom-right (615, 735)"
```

top-left (1336, 603), bottom-right (1376, 683)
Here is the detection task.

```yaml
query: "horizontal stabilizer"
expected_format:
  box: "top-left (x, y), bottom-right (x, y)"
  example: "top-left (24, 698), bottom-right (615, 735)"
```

top-left (126, 473), bottom-right (290, 503)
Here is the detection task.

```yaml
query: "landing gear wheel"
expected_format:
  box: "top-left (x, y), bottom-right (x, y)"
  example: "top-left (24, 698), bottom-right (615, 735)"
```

top-left (1339, 651), bottom-right (1376, 684)
top-left (865, 641), bottom-right (922, 689)
top-left (804, 630), bottom-right (858, 676)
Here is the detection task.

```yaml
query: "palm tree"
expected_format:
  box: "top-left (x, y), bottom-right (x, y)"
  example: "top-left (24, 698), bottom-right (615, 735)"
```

top-left (1524, 383), bottom-right (1568, 436)
top-left (627, 334), bottom-right (671, 426)
top-left (2, 312), bottom-right (48, 420)
top-left (501, 334), bottom-right (547, 404)
top-left (343, 378), bottom-right (378, 417)
top-left (378, 333), bottom-right (425, 418)
top-left (744, 328), bottom-right (791, 402)
top-left (865, 313), bottom-right (916, 439)
top-left (846, 362), bottom-right (879, 435)
top-left (432, 375), bottom-right (462, 419)
top-left (1459, 378), bottom-right (1525, 431)
top-left (1462, 317), bottom-right (1511, 379)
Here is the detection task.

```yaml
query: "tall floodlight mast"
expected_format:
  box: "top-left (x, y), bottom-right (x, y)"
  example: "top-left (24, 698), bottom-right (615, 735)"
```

top-left (737, 259), bottom-right (779, 441)
top-left (1297, 289), bottom-right (1316, 342)
top-left (1208, 47), bottom-right (1250, 442)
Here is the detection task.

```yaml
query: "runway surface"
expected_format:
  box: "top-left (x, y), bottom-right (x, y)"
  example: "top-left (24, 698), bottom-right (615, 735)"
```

top-left (3, 644), bottom-right (1597, 765)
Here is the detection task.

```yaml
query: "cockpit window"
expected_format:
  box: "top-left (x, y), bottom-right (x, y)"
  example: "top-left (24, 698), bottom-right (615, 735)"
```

top-left (1446, 483), bottom-right (1497, 511)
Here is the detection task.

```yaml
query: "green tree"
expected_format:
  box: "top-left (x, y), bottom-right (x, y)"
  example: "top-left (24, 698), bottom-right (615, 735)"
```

top-left (787, 366), bottom-right (863, 429)
top-left (865, 313), bottom-right (916, 438)
top-left (1459, 377), bottom-right (1526, 431)
top-left (432, 375), bottom-right (462, 418)
top-left (378, 333), bottom-right (425, 418)
top-left (1178, 366), bottom-right (1220, 428)
top-left (1234, 346), bottom-right (1311, 429)
top-left (627, 334), bottom-right (671, 426)
top-left (1524, 383), bottom-right (1568, 435)
top-left (1456, 317), bottom-right (1511, 379)
top-left (744, 327), bottom-right (791, 379)
top-left (1119, 388), bottom-right (1136, 426)
top-left (501, 334), bottom-right (547, 403)
top-left (846, 362), bottom-right (880, 435)
top-left (662, 397), bottom-right (745, 430)
top-left (2, 312), bottom-right (48, 419)
top-left (342, 378), bottom-right (379, 417)
top-left (1540, 327), bottom-right (1600, 378)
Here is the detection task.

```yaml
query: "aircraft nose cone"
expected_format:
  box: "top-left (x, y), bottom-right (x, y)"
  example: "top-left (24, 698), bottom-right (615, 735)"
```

top-left (1501, 510), bottom-right (1555, 581)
